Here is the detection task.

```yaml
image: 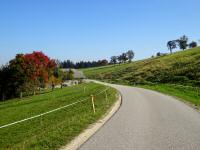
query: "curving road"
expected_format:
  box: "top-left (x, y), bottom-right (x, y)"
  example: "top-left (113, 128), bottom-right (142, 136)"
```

top-left (79, 82), bottom-right (200, 150)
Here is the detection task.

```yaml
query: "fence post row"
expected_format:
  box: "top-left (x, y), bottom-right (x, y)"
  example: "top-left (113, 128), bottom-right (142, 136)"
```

top-left (0, 88), bottom-right (110, 129)
top-left (91, 95), bottom-right (96, 114)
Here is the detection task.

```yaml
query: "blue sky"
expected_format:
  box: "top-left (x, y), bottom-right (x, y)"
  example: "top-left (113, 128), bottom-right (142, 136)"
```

top-left (0, 0), bottom-right (199, 65)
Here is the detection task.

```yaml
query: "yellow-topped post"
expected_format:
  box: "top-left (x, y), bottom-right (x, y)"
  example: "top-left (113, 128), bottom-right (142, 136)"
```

top-left (91, 95), bottom-right (95, 114)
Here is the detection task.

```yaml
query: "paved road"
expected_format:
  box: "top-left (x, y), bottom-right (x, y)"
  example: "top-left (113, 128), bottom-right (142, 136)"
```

top-left (79, 83), bottom-right (200, 150)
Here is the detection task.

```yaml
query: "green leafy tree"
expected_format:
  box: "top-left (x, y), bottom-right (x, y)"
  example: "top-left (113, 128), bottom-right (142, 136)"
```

top-left (67, 69), bottom-right (74, 80)
top-left (117, 55), bottom-right (123, 64)
top-left (121, 53), bottom-right (128, 63)
top-left (61, 70), bottom-right (67, 81)
top-left (9, 54), bottom-right (30, 97)
top-left (110, 56), bottom-right (117, 65)
top-left (178, 35), bottom-right (188, 50)
top-left (156, 52), bottom-right (161, 57)
top-left (98, 59), bottom-right (108, 66)
top-left (167, 40), bottom-right (177, 53)
top-left (0, 65), bottom-right (13, 100)
top-left (126, 50), bottom-right (134, 62)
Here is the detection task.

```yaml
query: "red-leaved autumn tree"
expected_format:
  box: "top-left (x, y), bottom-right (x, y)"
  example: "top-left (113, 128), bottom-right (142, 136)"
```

top-left (9, 51), bottom-right (56, 96)
top-left (24, 51), bottom-right (56, 85)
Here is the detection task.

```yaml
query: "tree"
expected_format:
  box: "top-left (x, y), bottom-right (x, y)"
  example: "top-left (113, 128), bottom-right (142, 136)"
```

top-left (156, 52), bottom-right (161, 57)
top-left (110, 56), bottom-right (117, 64)
top-left (167, 40), bottom-right (177, 53)
top-left (0, 65), bottom-right (14, 100)
top-left (126, 50), bottom-right (134, 62)
top-left (189, 41), bottom-right (197, 48)
top-left (117, 55), bottom-right (123, 64)
top-left (0, 51), bottom-right (57, 101)
top-left (9, 51), bottom-right (56, 96)
top-left (53, 67), bottom-right (65, 88)
top-left (60, 59), bottom-right (109, 69)
top-left (121, 53), bottom-right (128, 63)
top-left (9, 54), bottom-right (31, 97)
top-left (178, 35), bottom-right (188, 50)
top-left (66, 69), bottom-right (74, 80)
top-left (99, 59), bottom-right (108, 66)
top-left (24, 52), bottom-right (56, 91)
top-left (60, 60), bottom-right (74, 68)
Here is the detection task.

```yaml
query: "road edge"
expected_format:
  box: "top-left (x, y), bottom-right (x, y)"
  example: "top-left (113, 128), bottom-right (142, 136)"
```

top-left (137, 86), bottom-right (200, 112)
top-left (60, 90), bottom-right (122, 150)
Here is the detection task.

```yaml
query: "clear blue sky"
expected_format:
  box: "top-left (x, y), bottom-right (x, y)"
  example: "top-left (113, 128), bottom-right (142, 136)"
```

top-left (0, 0), bottom-right (199, 65)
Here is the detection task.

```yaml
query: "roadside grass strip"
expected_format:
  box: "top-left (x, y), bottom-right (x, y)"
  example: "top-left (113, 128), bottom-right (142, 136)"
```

top-left (0, 98), bottom-right (87, 129)
top-left (139, 84), bottom-right (200, 108)
top-left (0, 82), bottom-right (117, 150)
top-left (0, 88), bottom-right (109, 129)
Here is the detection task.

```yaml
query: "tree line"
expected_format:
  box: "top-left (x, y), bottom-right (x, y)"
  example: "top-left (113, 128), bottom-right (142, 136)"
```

top-left (167, 35), bottom-right (198, 54)
top-left (110, 50), bottom-right (134, 64)
top-left (59, 50), bottom-right (135, 69)
top-left (59, 59), bottom-right (109, 69)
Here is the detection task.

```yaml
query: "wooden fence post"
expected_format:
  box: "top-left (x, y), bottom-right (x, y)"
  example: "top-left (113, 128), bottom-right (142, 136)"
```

top-left (91, 95), bottom-right (96, 114)
top-left (105, 90), bottom-right (108, 102)
top-left (84, 87), bottom-right (86, 93)
top-left (40, 115), bottom-right (43, 126)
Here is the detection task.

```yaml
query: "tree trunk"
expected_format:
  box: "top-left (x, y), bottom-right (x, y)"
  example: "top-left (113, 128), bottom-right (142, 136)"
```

top-left (61, 83), bottom-right (63, 89)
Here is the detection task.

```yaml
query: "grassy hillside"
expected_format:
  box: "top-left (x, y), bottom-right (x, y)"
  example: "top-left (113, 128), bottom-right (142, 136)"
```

top-left (0, 82), bottom-right (117, 150)
top-left (83, 47), bottom-right (200, 87)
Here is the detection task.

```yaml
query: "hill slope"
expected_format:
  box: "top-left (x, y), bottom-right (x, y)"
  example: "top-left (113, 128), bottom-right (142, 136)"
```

top-left (83, 47), bottom-right (200, 87)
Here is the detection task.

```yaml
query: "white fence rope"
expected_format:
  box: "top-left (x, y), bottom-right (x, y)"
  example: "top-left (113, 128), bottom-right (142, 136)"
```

top-left (0, 87), bottom-right (109, 129)
top-left (95, 87), bottom-right (109, 96)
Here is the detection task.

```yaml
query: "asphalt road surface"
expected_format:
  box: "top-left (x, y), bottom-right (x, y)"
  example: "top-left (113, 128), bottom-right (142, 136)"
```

top-left (79, 83), bottom-right (200, 150)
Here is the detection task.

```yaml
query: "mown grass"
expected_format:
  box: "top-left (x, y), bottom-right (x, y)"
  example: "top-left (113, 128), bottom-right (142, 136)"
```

top-left (0, 82), bottom-right (118, 150)
top-left (138, 84), bottom-right (200, 108)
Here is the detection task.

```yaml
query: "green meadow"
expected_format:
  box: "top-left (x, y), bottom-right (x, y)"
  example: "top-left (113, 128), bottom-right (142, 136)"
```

top-left (0, 82), bottom-right (117, 150)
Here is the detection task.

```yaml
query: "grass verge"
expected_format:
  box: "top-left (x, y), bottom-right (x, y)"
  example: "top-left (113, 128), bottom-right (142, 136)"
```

top-left (0, 82), bottom-right (117, 150)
